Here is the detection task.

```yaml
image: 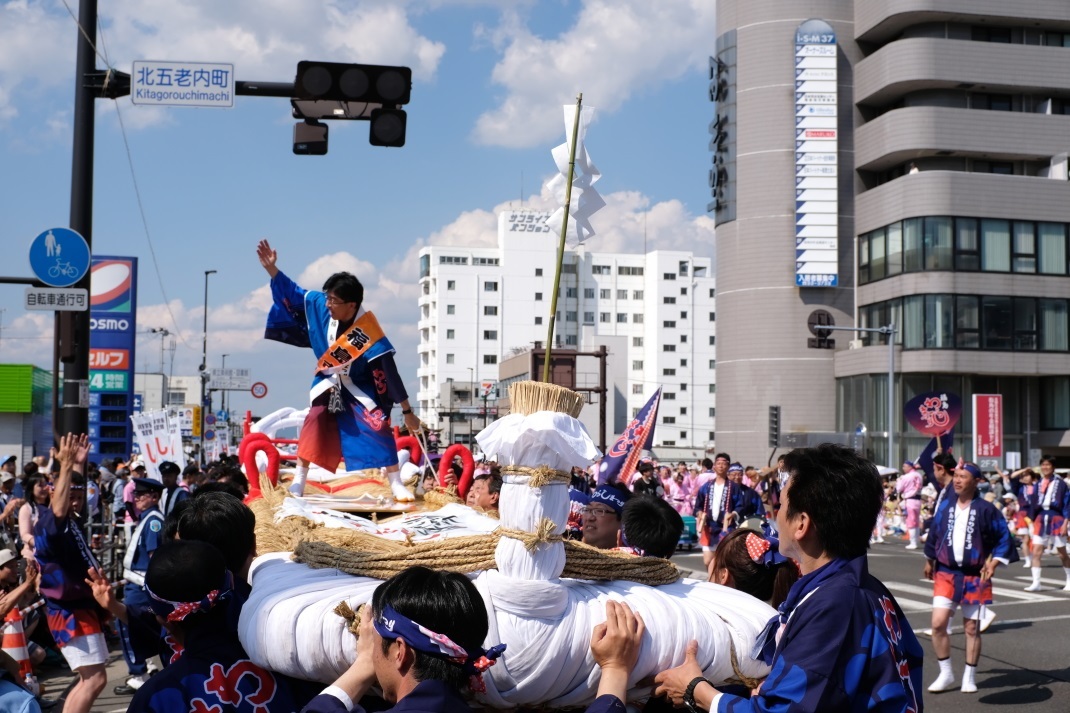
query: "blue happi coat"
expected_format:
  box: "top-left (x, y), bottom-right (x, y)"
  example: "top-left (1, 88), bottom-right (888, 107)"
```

top-left (924, 493), bottom-right (1018, 573)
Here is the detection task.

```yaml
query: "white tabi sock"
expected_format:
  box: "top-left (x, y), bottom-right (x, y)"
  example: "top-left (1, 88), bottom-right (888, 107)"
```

top-left (1063, 566), bottom-right (1070, 584)
top-left (961, 663), bottom-right (977, 693)
top-left (1032, 567), bottom-right (1043, 585)
top-left (289, 465), bottom-right (309, 496)
top-left (939, 658), bottom-right (953, 677)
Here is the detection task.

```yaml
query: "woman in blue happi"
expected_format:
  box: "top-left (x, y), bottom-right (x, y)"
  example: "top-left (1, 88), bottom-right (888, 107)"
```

top-left (653, 444), bottom-right (924, 713)
top-left (923, 461), bottom-right (1017, 694)
top-left (257, 240), bottom-right (421, 498)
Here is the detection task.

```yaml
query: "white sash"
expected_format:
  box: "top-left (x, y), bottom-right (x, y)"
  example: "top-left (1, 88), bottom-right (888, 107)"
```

top-left (123, 510), bottom-right (163, 586)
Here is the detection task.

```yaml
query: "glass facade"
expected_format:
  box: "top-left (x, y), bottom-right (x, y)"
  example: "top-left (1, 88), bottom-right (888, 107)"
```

top-left (859, 217), bottom-right (1070, 284)
top-left (859, 294), bottom-right (1070, 352)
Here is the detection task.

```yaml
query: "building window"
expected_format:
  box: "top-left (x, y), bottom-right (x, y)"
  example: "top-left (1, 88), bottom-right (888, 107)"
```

top-left (1040, 299), bottom-right (1069, 350)
top-left (663, 416), bottom-right (676, 424)
top-left (616, 313), bottom-right (628, 323)
top-left (446, 305), bottom-right (455, 315)
top-left (446, 329), bottom-right (455, 339)
top-left (663, 368), bottom-right (676, 376)
top-left (633, 314), bottom-right (644, 323)
top-left (473, 257), bottom-right (499, 266)
top-left (708, 431), bottom-right (716, 440)
top-left (709, 288), bottom-right (716, 298)
top-left (484, 281), bottom-right (498, 292)
top-left (447, 280), bottom-right (456, 290)
top-left (632, 384), bottom-right (643, 394)
top-left (680, 407), bottom-right (687, 415)
top-left (680, 287), bottom-right (688, 296)
top-left (600, 289), bottom-right (611, 299)
top-left (600, 312), bottom-right (610, 323)
top-left (565, 311), bottom-right (577, 322)
top-left (680, 431), bottom-right (688, 439)
top-left (535, 292), bottom-right (543, 301)
top-left (709, 312), bottom-right (716, 321)
top-left (680, 311), bottom-right (688, 319)
top-left (709, 336), bottom-right (716, 346)
top-left (439, 255), bottom-right (468, 265)
top-left (617, 289), bottom-right (627, 300)
top-left (618, 266), bottom-right (644, 276)
top-left (566, 287), bottom-right (578, 298)
top-left (663, 272), bottom-right (677, 280)
top-left (483, 354), bottom-right (497, 364)
top-left (1041, 377), bottom-right (1070, 429)
top-left (1038, 223), bottom-right (1068, 275)
top-left (680, 334), bottom-right (688, 343)
top-left (662, 440), bottom-right (676, 446)
top-left (680, 358), bottom-right (687, 367)
top-left (709, 384), bottom-right (716, 393)
top-left (535, 268), bottom-right (543, 276)
top-left (584, 288), bottom-right (595, 299)
top-left (664, 320), bottom-right (677, 328)
top-left (632, 360), bottom-right (643, 370)
top-left (664, 392), bottom-right (676, 400)
top-left (483, 330), bottom-right (498, 340)
top-left (535, 316), bottom-right (543, 325)
top-left (709, 359), bottom-right (716, 369)
top-left (664, 297), bottom-right (677, 305)
top-left (680, 383), bottom-right (688, 391)
top-left (663, 344), bottom-right (676, 352)
top-left (679, 260), bottom-right (689, 276)
top-left (633, 290), bottom-right (644, 300)
top-left (709, 407), bottom-right (716, 417)
top-left (583, 311), bottom-right (595, 324)
top-left (632, 336), bottom-right (643, 347)
top-left (1013, 222), bottom-right (1037, 273)
top-left (446, 354), bottom-right (455, 364)
top-left (592, 265), bottom-right (611, 275)
top-left (484, 305), bottom-right (498, 316)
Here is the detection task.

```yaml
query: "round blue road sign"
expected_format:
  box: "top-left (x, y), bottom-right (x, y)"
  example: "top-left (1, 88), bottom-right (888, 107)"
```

top-left (29, 228), bottom-right (91, 287)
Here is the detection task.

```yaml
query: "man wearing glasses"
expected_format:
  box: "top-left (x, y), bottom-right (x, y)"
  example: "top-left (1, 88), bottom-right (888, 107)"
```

top-left (256, 240), bottom-right (421, 501)
top-left (582, 484), bottom-right (631, 549)
top-left (114, 477), bottom-right (164, 695)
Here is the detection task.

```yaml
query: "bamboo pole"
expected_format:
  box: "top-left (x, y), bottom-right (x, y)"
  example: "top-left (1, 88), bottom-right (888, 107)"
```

top-left (542, 93), bottom-right (583, 383)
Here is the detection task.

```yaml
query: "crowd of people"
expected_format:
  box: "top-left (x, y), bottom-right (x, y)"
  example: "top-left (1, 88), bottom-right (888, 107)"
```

top-left (3, 429), bottom-right (1068, 711)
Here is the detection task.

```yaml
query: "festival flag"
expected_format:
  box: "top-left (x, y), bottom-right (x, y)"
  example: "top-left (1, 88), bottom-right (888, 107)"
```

top-left (597, 388), bottom-right (662, 485)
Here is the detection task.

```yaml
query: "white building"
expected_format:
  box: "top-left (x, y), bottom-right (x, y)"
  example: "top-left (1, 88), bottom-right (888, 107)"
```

top-left (417, 210), bottom-right (717, 452)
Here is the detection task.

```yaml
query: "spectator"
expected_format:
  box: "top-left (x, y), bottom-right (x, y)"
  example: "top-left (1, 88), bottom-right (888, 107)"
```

top-left (0, 549), bottom-right (44, 669)
top-left (17, 474), bottom-right (50, 561)
top-left (654, 444), bottom-right (924, 712)
top-left (465, 474), bottom-right (501, 514)
top-left (617, 496), bottom-right (683, 559)
top-left (301, 566), bottom-right (504, 713)
top-left (632, 463), bottom-right (665, 499)
top-left (708, 528), bottom-right (799, 608)
top-left (158, 461), bottom-right (189, 518)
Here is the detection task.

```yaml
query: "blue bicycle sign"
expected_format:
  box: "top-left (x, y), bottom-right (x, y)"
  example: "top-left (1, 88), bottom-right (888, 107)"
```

top-left (29, 228), bottom-right (90, 287)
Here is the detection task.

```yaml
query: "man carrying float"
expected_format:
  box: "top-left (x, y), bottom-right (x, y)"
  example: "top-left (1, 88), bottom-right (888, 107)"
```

top-left (256, 240), bottom-right (421, 501)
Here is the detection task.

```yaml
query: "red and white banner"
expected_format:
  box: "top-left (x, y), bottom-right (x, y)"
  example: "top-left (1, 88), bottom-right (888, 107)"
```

top-left (972, 394), bottom-right (1003, 460)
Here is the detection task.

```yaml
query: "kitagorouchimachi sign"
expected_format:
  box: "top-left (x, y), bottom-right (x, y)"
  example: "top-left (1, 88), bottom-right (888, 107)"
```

top-left (794, 18), bottom-right (839, 288)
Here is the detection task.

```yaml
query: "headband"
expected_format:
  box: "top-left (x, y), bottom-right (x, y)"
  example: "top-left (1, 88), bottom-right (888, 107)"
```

top-left (589, 486), bottom-right (626, 515)
top-left (962, 463), bottom-right (982, 480)
top-left (146, 572), bottom-right (233, 623)
top-left (744, 533), bottom-right (792, 569)
top-left (728, 463), bottom-right (744, 474)
top-left (374, 604), bottom-right (506, 679)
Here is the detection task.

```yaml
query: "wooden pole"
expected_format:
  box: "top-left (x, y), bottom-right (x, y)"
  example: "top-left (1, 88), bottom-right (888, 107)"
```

top-left (542, 93), bottom-right (583, 383)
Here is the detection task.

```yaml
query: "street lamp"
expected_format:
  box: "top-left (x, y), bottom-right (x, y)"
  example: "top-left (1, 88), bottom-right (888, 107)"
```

top-left (200, 269), bottom-right (217, 464)
top-left (221, 353), bottom-right (230, 423)
top-left (814, 322), bottom-right (897, 466)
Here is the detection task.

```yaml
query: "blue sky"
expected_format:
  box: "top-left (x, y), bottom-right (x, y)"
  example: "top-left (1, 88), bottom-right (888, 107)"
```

top-left (0, 0), bottom-right (716, 417)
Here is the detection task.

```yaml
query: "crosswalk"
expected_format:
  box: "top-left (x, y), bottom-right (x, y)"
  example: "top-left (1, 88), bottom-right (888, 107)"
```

top-left (883, 577), bottom-right (1067, 613)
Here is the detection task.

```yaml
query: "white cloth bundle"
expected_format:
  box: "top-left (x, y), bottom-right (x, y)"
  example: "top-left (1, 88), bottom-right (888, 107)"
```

top-left (240, 556), bottom-right (775, 705)
top-left (477, 412), bottom-right (601, 470)
top-left (494, 474), bottom-right (569, 580)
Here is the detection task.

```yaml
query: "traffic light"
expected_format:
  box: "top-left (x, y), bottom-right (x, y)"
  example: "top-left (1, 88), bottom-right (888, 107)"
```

top-left (768, 405), bottom-right (781, 448)
top-left (294, 61), bottom-right (411, 106)
top-left (369, 107), bottom-right (406, 147)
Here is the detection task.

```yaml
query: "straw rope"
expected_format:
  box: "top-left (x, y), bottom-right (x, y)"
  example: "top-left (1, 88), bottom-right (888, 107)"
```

top-left (501, 465), bottom-right (570, 488)
top-left (713, 612), bottom-right (762, 690)
top-left (422, 486), bottom-right (464, 508)
top-left (498, 518), bottom-right (562, 552)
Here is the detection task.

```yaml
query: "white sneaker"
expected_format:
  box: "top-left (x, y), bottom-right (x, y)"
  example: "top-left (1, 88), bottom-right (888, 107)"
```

top-left (1024, 582), bottom-right (1044, 592)
top-left (905, 543), bottom-right (918, 550)
top-left (928, 671), bottom-right (957, 693)
top-left (920, 628), bottom-right (933, 637)
top-left (1023, 560), bottom-right (1032, 568)
top-left (875, 537), bottom-right (885, 544)
top-left (1063, 581), bottom-right (1070, 592)
top-left (979, 609), bottom-right (996, 633)
top-left (960, 680), bottom-right (977, 694)
top-left (126, 673), bottom-right (150, 691)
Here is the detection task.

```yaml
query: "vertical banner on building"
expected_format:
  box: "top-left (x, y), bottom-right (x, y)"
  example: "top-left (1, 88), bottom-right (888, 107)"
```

top-left (972, 394), bottom-right (1003, 470)
top-left (794, 19), bottom-right (838, 288)
top-left (88, 257), bottom-right (138, 456)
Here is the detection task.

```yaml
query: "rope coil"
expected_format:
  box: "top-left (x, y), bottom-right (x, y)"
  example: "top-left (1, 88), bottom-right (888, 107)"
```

top-left (497, 518), bottom-right (562, 552)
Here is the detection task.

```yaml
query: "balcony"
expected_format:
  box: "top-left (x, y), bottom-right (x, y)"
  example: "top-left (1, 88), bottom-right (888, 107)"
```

top-left (856, 0), bottom-right (1070, 44)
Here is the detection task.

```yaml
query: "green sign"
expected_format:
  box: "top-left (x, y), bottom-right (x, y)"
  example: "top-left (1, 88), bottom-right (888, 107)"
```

top-left (89, 370), bottom-right (128, 392)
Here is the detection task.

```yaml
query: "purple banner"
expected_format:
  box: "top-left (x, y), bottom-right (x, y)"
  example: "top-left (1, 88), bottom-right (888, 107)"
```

top-left (597, 388), bottom-right (661, 486)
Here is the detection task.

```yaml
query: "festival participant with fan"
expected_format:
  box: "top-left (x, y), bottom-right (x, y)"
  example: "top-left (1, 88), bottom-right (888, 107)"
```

top-left (256, 240), bottom-right (420, 501)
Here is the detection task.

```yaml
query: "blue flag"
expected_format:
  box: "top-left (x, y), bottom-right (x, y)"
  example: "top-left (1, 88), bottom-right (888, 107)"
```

top-left (597, 388), bottom-right (661, 485)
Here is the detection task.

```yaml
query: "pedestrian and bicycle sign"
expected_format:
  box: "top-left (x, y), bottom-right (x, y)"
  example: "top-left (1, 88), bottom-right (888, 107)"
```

top-left (29, 228), bottom-right (91, 287)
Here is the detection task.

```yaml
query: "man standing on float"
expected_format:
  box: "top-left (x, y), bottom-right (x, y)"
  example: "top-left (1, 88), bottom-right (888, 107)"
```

top-left (256, 240), bottom-right (419, 500)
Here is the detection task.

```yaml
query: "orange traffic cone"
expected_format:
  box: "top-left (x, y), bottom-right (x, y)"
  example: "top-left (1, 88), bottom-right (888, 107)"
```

top-left (2, 606), bottom-right (32, 679)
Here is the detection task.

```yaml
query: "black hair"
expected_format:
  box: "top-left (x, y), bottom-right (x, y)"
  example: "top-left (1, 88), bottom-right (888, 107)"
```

top-left (177, 492), bottom-right (256, 576)
top-left (193, 480), bottom-right (246, 500)
top-left (162, 498), bottom-right (192, 541)
top-left (24, 473), bottom-right (50, 505)
top-left (182, 464), bottom-right (202, 478)
top-left (217, 466), bottom-right (249, 495)
top-left (621, 495), bottom-right (684, 559)
top-left (322, 272), bottom-right (364, 308)
top-left (711, 528), bottom-right (799, 608)
top-left (701, 458), bottom-right (713, 470)
top-left (145, 539), bottom-right (229, 632)
top-left (371, 566), bottom-right (489, 691)
top-left (70, 472), bottom-right (86, 488)
top-left (714, 453), bottom-right (731, 463)
top-left (22, 462), bottom-right (38, 478)
top-left (1040, 454), bottom-right (1056, 467)
top-left (935, 453), bottom-right (957, 473)
top-left (782, 443), bottom-right (883, 559)
top-left (473, 473), bottom-right (502, 497)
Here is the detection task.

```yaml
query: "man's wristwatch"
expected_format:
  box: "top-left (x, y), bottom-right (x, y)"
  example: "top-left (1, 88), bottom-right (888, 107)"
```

top-left (401, 408), bottom-right (412, 415)
top-left (684, 675), bottom-right (712, 713)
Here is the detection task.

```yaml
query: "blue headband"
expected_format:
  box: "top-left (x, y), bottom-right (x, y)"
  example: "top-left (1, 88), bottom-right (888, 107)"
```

top-left (962, 463), bottom-right (982, 480)
top-left (589, 486), bottom-right (626, 515)
top-left (728, 463), bottom-right (744, 474)
top-left (373, 604), bottom-right (506, 677)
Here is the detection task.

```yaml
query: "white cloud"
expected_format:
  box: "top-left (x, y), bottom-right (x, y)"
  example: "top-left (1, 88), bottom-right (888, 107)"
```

top-left (474, 0), bottom-right (716, 148)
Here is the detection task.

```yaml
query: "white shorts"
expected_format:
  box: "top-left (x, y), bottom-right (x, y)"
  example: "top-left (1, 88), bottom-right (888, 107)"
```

top-left (932, 596), bottom-right (983, 621)
top-left (1031, 534), bottom-right (1067, 549)
top-left (1016, 527), bottom-right (1030, 537)
top-left (59, 632), bottom-right (108, 670)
